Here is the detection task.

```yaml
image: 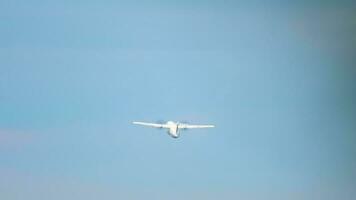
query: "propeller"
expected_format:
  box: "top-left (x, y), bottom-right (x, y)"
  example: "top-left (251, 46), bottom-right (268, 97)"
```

top-left (155, 120), bottom-right (166, 129)
top-left (179, 121), bottom-right (190, 131)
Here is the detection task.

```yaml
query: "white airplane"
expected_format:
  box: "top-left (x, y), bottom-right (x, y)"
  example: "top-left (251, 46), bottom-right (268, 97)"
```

top-left (132, 121), bottom-right (215, 138)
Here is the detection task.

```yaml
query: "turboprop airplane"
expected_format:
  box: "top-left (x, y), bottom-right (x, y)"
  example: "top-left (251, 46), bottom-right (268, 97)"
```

top-left (132, 121), bottom-right (215, 138)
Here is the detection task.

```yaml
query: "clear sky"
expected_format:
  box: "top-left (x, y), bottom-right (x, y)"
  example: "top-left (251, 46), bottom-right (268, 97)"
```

top-left (1, 1), bottom-right (356, 199)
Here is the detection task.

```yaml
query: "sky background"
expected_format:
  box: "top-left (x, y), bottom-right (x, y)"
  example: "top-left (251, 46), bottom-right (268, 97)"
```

top-left (1, 1), bottom-right (356, 199)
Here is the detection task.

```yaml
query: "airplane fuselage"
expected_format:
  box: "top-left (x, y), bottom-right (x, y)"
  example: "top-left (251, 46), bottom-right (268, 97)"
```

top-left (166, 121), bottom-right (180, 138)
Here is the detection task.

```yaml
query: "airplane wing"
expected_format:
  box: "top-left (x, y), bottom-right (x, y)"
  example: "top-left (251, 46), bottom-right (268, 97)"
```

top-left (179, 124), bottom-right (215, 129)
top-left (132, 121), bottom-right (168, 128)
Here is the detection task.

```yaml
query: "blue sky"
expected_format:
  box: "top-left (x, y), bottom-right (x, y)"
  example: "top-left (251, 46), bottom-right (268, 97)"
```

top-left (1, 1), bottom-right (356, 199)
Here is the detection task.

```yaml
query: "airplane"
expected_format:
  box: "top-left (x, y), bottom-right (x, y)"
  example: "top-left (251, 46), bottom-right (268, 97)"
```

top-left (132, 121), bottom-right (215, 138)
